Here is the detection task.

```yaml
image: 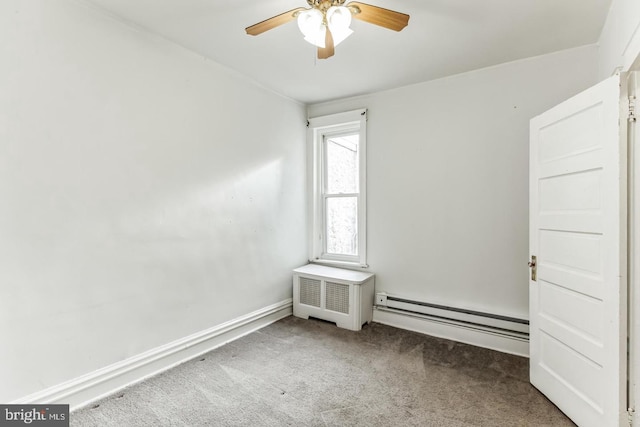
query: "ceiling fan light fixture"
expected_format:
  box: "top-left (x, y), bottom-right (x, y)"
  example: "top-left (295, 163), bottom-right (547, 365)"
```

top-left (246, 1), bottom-right (410, 59)
top-left (326, 6), bottom-right (353, 46)
top-left (297, 9), bottom-right (326, 48)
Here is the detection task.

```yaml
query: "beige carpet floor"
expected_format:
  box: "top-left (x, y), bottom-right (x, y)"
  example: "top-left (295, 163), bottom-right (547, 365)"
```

top-left (71, 316), bottom-right (574, 426)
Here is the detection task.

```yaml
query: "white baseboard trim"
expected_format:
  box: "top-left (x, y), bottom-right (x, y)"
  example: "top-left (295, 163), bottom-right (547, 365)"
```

top-left (373, 306), bottom-right (529, 358)
top-left (12, 299), bottom-right (293, 411)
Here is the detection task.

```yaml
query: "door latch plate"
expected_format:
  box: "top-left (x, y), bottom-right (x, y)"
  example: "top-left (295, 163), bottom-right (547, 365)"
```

top-left (528, 255), bottom-right (537, 281)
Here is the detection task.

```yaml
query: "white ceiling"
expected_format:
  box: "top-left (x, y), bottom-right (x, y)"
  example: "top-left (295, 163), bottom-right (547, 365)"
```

top-left (85, 0), bottom-right (612, 104)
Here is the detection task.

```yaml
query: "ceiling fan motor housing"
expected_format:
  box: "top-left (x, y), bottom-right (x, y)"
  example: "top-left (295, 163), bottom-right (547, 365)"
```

top-left (307, 0), bottom-right (349, 10)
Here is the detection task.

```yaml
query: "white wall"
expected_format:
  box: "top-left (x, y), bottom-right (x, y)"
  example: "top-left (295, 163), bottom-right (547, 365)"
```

top-left (0, 0), bottom-right (307, 402)
top-left (308, 46), bottom-right (599, 320)
top-left (598, 0), bottom-right (640, 78)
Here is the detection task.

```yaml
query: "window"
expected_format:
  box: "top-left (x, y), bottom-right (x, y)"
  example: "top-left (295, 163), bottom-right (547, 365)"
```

top-left (307, 109), bottom-right (367, 267)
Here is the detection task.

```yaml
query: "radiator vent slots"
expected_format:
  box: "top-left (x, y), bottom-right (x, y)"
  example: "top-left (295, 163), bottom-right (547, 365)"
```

top-left (293, 265), bottom-right (375, 331)
top-left (325, 282), bottom-right (350, 313)
top-left (299, 277), bottom-right (321, 307)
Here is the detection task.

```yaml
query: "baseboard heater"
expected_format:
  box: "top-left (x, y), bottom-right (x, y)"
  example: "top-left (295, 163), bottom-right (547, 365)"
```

top-left (375, 293), bottom-right (529, 340)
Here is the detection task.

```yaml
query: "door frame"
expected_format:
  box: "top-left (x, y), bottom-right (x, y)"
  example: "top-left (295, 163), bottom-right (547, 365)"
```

top-left (630, 65), bottom-right (640, 425)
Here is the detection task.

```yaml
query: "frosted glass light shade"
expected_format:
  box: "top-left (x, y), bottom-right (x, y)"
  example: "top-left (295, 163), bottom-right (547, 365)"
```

top-left (326, 6), bottom-right (353, 46)
top-left (297, 7), bottom-right (354, 49)
top-left (297, 9), bottom-right (326, 48)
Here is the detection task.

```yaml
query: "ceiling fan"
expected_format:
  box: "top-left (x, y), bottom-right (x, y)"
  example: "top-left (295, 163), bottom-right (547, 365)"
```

top-left (245, 0), bottom-right (410, 59)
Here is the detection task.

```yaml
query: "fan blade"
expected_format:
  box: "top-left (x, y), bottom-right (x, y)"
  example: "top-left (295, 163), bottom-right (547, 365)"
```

top-left (317, 27), bottom-right (335, 59)
top-left (245, 7), bottom-right (307, 36)
top-left (347, 2), bottom-right (409, 31)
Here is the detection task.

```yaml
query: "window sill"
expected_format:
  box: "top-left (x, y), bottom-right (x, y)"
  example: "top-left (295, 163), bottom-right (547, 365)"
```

top-left (309, 259), bottom-right (369, 269)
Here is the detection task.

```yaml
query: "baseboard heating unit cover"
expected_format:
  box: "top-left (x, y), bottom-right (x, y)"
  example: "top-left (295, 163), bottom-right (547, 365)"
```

top-left (374, 292), bottom-right (529, 356)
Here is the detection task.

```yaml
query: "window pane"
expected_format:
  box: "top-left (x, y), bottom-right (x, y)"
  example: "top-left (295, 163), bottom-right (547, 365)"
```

top-left (326, 197), bottom-right (357, 256)
top-left (326, 134), bottom-right (358, 194)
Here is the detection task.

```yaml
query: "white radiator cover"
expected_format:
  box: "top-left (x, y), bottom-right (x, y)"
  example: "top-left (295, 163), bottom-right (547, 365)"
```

top-left (293, 264), bottom-right (375, 331)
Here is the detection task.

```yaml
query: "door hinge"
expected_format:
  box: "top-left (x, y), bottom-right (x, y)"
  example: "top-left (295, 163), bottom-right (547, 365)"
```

top-left (628, 407), bottom-right (635, 426)
top-left (630, 96), bottom-right (637, 122)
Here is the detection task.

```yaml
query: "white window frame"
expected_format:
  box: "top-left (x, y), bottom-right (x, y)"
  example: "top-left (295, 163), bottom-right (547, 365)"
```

top-left (307, 109), bottom-right (367, 267)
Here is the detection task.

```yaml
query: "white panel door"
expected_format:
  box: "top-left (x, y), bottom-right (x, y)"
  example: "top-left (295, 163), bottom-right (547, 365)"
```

top-left (529, 74), bottom-right (627, 427)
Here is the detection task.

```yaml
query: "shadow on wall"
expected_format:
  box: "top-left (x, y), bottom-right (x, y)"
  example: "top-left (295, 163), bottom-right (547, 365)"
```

top-left (0, 156), bottom-right (308, 402)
